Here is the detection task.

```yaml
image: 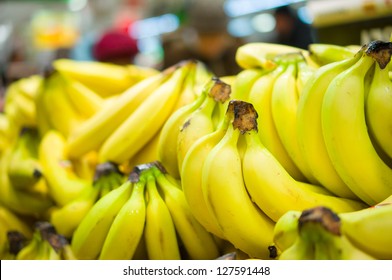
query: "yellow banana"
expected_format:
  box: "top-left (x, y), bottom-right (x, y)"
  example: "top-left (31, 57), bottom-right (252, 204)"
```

top-left (154, 163), bottom-right (220, 260)
top-left (53, 59), bottom-right (137, 97)
top-left (66, 70), bottom-right (169, 159)
top-left (39, 130), bottom-right (92, 207)
top-left (98, 62), bottom-right (192, 164)
top-left (144, 170), bottom-right (181, 260)
top-left (180, 117), bottom-right (227, 240)
top-left (321, 41), bottom-right (392, 205)
top-left (158, 81), bottom-right (207, 178)
top-left (297, 55), bottom-right (361, 198)
top-left (235, 42), bottom-right (305, 70)
top-left (0, 205), bottom-right (32, 242)
top-left (279, 207), bottom-right (375, 260)
top-left (62, 75), bottom-right (104, 118)
top-left (0, 148), bottom-right (54, 218)
top-left (340, 201), bottom-right (392, 259)
top-left (201, 100), bottom-right (275, 259)
top-left (3, 82), bottom-right (37, 127)
top-left (242, 103), bottom-right (366, 223)
top-left (230, 68), bottom-right (266, 100)
top-left (171, 60), bottom-right (198, 111)
top-left (71, 179), bottom-right (132, 259)
top-left (177, 77), bottom-right (231, 174)
top-left (41, 73), bottom-right (85, 138)
top-left (247, 62), bottom-right (305, 181)
top-left (271, 55), bottom-right (318, 184)
top-left (99, 171), bottom-right (146, 260)
top-left (308, 43), bottom-right (357, 66)
top-left (7, 127), bottom-right (42, 190)
top-left (15, 75), bottom-right (43, 100)
top-left (272, 210), bottom-right (301, 253)
top-left (365, 62), bottom-right (392, 160)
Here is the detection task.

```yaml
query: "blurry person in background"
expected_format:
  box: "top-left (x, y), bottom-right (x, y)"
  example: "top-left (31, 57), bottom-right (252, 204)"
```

top-left (92, 29), bottom-right (139, 65)
top-left (273, 5), bottom-right (315, 49)
top-left (161, 0), bottom-right (243, 77)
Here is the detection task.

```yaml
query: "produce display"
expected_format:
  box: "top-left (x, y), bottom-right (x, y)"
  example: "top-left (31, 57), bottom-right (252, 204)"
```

top-left (1, 38), bottom-right (392, 260)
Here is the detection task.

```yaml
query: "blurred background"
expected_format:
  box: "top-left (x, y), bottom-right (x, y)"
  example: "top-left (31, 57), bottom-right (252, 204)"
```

top-left (0, 0), bottom-right (392, 84)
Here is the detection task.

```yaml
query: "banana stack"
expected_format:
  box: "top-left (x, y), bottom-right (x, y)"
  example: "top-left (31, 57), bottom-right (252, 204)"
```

top-left (1, 38), bottom-right (392, 260)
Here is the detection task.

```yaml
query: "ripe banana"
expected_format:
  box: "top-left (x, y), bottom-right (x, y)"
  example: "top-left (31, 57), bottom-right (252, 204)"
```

top-left (144, 170), bottom-right (181, 260)
top-left (247, 62), bottom-right (305, 181)
top-left (0, 148), bottom-right (54, 218)
top-left (176, 78), bottom-right (231, 175)
top-left (71, 178), bottom-right (132, 259)
top-left (297, 55), bottom-right (361, 199)
top-left (66, 70), bottom-right (168, 159)
top-left (158, 81), bottom-right (207, 178)
top-left (231, 68), bottom-right (266, 100)
top-left (41, 73), bottom-right (85, 138)
top-left (153, 163), bottom-right (220, 260)
top-left (7, 127), bottom-right (42, 190)
top-left (271, 55), bottom-right (318, 184)
top-left (321, 41), bottom-right (392, 205)
top-left (340, 201), bottom-right (392, 259)
top-left (308, 43), bottom-right (356, 66)
top-left (235, 42), bottom-right (305, 70)
top-left (365, 61), bottom-right (392, 160)
top-left (62, 75), bottom-right (104, 118)
top-left (98, 62), bottom-right (192, 164)
top-left (201, 100), bottom-right (275, 259)
top-left (39, 130), bottom-right (92, 207)
top-left (242, 103), bottom-right (366, 223)
top-left (99, 171), bottom-right (146, 260)
top-left (180, 118), bottom-right (228, 240)
top-left (0, 205), bottom-right (32, 245)
top-left (53, 59), bottom-right (137, 97)
top-left (279, 207), bottom-right (375, 260)
top-left (272, 210), bottom-right (301, 253)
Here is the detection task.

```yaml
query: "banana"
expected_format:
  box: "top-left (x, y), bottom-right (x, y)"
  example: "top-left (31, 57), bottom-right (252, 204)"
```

top-left (177, 77), bottom-right (231, 174)
top-left (272, 210), bottom-right (301, 253)
top-left (235, 42), bottom-right (305, 70)
top-left (158, 81), bottom-right (207, 178)
top-left (308, 43), bottom-right (357, 66)
top-left (3, 82), bottom-right (37, 127)
top-left (0, 148), bottom-right (54, 218)
top-left (15, 230), bottom-right (41, 260)
top-left (33, 75), bottom-right (52, 138)
top-left (321, 41), bottom-right (392, 205)
top-left (180, 117), bottom-right (228, 239)
top-left (153, 163), bottom-right (220, 260)
top-left (7, 127), bottom-right (42, 190)
top-left (247, 62), bottom-right (305, 181)
top-left (279, 207), bottom-right (375, 260)
top-left (201, 100), bottom-right (275, 259)
top-left (143, 169), bottom-right (181, 260)
top-left (127, 130), bottom-right (161, 170)
top-left (271, 55), bottom-right (318, 184)
top-left (53, 59), bottom-right (138, 97)
top-left (99, 170), bottom-right (146, 260)
top-left (98, 61), bottom-right (192, 164)
top-left (365, 61), bottom-right (392, 160)
top-left (0, 113), bottom-right (17, 153)
top-left (171, 60), bottom-right (198, 111)
top-left (340, 202), bottom-right (392, 259)
top-left (39, 130), bottom-right (92, 207)
top-left (62, 74), bottom-right (104, 118)
top-left (41, 73), bottom-right (85, 138)
top-left (15, 75), bottom-right (43, 100)
top-left (66, 70), bottom-right (169, 159)
top-left (297, 55), bottom-right (362, 199)
top-left (71, 178), bottom-right (132, 259)
top-left (230, 68), bottom-right (266, 100)
top-left (0, 205), bottom-right (32, 244)
top-left (242, 102), bottom-right (366, 223)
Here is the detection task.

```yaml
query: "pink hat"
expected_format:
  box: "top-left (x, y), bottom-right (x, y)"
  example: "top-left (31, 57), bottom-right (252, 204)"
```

top-left (93, 30), bottom-right (138, 62)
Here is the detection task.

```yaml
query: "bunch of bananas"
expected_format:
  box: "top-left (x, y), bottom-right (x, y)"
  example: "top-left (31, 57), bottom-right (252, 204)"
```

top-left (273, 193), bottom-right (392, 260)
top-left (71, 161), bottom-right (220, 260)
top-left (1, 37), bottom-right (392, 260)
